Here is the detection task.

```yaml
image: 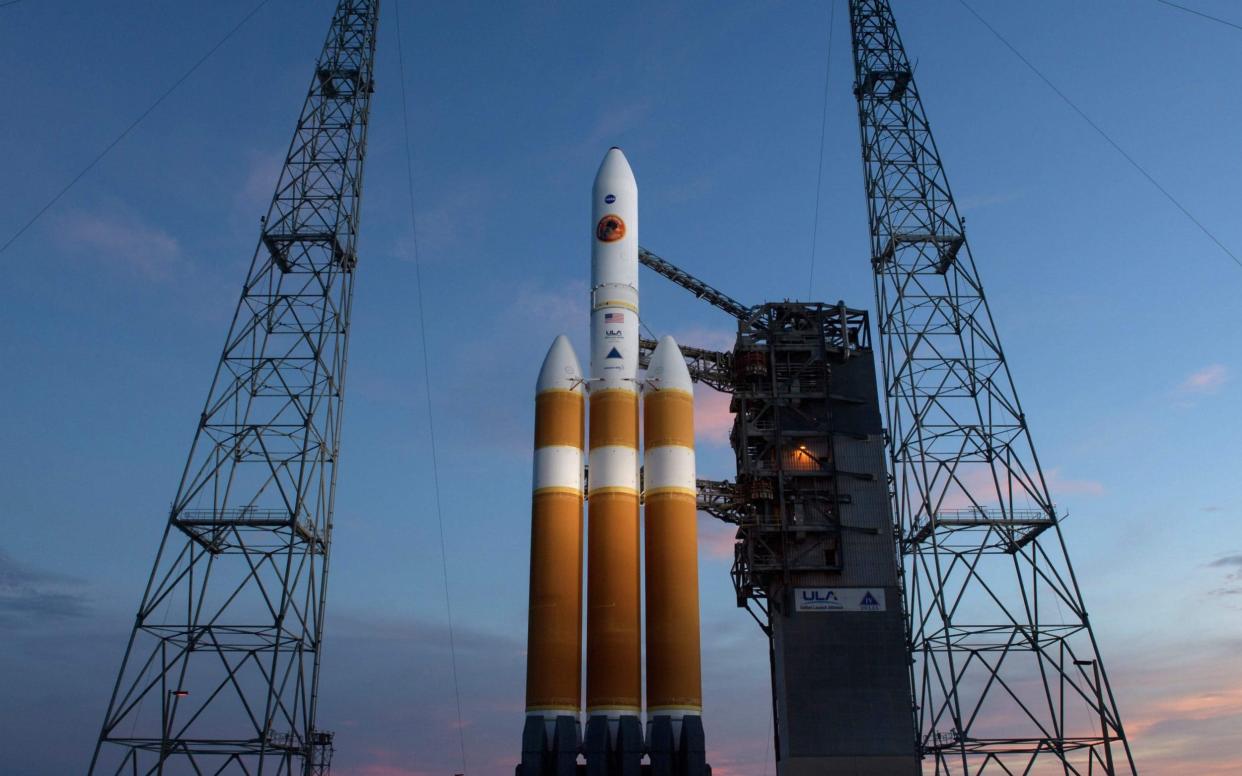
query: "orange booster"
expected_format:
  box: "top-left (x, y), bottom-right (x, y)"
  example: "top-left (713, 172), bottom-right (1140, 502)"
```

top-left (643, 337), bottom-right (703, 719)
top-left (525, 336), bottom-right (585, 721)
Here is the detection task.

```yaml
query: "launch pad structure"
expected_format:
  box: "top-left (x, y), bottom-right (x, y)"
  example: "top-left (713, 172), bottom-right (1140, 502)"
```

top-left (78, 0), bottom-right (1141, 773)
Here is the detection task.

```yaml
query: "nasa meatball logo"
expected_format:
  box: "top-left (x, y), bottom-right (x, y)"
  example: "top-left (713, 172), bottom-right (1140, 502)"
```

top-left (596, 214), bottom-right (626, 243)
top-left (604, 194), bottom-right (616, 204)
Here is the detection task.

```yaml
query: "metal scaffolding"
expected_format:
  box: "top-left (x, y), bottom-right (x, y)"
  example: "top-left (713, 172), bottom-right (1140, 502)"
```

top-left (848, 1), bottom-right (1135, 772)
top-left (88, 2), bottom-right (379, 773)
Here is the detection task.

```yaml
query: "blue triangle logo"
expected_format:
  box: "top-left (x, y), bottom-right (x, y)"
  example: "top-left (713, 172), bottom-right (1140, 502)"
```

top-left (606, 347), bottom-right (623, 359)
top-left (861, 592), bottom-right (879, 608)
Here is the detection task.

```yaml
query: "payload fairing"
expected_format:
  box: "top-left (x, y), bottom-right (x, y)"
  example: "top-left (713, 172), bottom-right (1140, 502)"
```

top-left (519, 149), bottom-right (709, 776)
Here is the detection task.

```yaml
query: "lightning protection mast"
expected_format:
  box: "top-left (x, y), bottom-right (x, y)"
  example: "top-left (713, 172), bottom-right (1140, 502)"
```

top-left (847, 1), bottom-right (1136, 773)
top-left (88, 2), bottom-right (378, 773)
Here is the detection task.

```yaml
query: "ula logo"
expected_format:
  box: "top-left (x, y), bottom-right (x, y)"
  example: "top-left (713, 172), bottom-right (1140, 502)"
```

top-left (803, 590), bottom-right (838, 602)
top-left (801, 590), bottom-right (841, 608)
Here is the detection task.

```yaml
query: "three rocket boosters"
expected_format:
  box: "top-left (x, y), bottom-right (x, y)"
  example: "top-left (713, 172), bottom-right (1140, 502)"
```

top-left (520, 149), bottom-right (708, 776)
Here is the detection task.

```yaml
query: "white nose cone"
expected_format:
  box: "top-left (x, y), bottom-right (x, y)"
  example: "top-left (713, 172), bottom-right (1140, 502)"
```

top-left (646, 335), bottom-right (694, 394)
top-left (593, 147), bottom-right (637, 201)
top-left (537, 334), bottom-right (585, 394)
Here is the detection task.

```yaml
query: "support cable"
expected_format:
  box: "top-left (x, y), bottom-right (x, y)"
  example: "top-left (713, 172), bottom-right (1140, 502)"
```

top-left (392, 2), bottom-right (469, 773)
top-left (957, 0), bottom-right (1242, 271)
top-left (0, 0), bottom-right (273, 255)
top-left (1156, 0), bottom-right (1242, 32)
top-left (808, 0), bottom-right (837, 299)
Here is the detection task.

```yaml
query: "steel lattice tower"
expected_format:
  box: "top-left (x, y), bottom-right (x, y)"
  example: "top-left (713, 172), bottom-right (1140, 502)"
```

top-left (847, 2), bottom-right (1136, 773)
top-left (88, 2), bottom-right (378, 773)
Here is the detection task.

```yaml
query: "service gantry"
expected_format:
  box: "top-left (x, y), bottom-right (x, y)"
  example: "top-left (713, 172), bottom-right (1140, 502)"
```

top-left (640, 252), bottom-right (920, 774)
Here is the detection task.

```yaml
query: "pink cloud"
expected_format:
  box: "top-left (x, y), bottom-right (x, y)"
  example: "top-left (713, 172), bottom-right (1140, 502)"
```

top-left (669, 326), bottom-right (737, 354)
top-left (339, 766), bottom-right (437, 776)
top-left (925, 464), bottom-right (1102, 512)
top-left (1107, 641), bottom-right (1242, 774)
top-left (1125, 680), bottom-right (1242, 774)
top-left (336, 747), bottom-right (441, 776)
top-left (695, 388), bottom-right (733, 448)
top-left (932, 466), bottom-right (1002, 511)
top-left (1045, 467), bottom-right (1106, 497)
top-left (1178, 364), bottom-right (1227, 394)
top-left (698, 513), bottom-right (737, 561)
top-left (1128, 682), bottom-right (1242, 736)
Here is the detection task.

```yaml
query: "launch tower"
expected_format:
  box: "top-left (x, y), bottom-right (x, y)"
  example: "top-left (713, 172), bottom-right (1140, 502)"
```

top-left (87, 2), bottom-right (378, 773)
top-left (847, 1), bottom-right (1136, 771)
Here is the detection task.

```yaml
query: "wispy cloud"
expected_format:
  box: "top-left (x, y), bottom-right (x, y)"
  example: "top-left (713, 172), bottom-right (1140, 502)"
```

top-left (698, 513), bottom-right (737, 561)
top-left (667, 325), bottom-right (736, 354)
top-left (956, 189), bottom-right (1022, 212)
top-left (935, 465), bottom-right (1103, 511)
top-left (387, 177), bottom-right (494, 264)
top-left (1117, 642), bottom-right (1242, 773)
top-left (55, 209), bottom-right (185, 279)
top-left (0, 550), bottom-right (89, 623)
top-left (1208, 553), bottom-right (1242, 597)
top-left (1178, 364), bottom-right (1228, 395)
top-left (237, 152), bottom-right (282, 213)
top-left (512, 281), bottom-right (589, 337)
top-left (1045, 467), bottom-right (1106, 497)
top-left (574, 99), bottom-right (652, 159)
top-left (695, 387), bottom-right (733, 448)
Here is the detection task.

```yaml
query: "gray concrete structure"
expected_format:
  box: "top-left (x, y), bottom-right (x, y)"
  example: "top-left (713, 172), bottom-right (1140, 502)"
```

top-left (728, 302), bottom-right (918, 776)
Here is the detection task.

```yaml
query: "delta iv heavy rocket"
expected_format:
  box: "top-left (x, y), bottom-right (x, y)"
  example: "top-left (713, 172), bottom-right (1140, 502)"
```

top-left (519, 149), bottom-right (710, 776)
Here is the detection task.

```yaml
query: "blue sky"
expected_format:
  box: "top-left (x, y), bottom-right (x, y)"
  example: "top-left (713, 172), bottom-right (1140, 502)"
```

top-left (2, 1), bottom-right (1241, 774)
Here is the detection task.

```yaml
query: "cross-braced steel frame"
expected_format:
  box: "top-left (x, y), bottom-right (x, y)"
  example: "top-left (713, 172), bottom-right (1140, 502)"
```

top-left (88, 3), bottom-right (378, 773)
top-left (847, 2), bottom-right (1135, 773)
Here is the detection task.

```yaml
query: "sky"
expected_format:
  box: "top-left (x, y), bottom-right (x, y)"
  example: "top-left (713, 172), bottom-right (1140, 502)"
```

top-left (1, 0), bottom-right (1241, 773)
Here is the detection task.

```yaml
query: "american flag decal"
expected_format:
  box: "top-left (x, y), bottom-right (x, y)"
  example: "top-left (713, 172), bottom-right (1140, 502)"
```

top-left (605, 312), bottom-right (624, 323)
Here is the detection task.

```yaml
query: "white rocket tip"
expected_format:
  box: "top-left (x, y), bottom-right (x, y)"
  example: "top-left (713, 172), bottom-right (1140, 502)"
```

top-left (537, 335), bottom-right (584, 394)
top-left (594, 147), bottom-right (636, 191)
top-left (646, 335), bottom-right (693, 394)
